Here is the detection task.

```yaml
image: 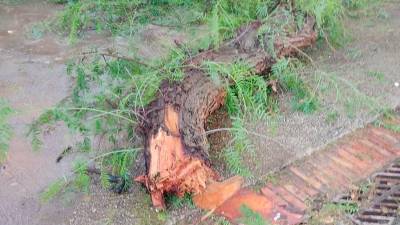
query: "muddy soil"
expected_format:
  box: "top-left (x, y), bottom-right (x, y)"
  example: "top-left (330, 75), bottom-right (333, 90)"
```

top-left (0, 1), bottom-right (399, 225)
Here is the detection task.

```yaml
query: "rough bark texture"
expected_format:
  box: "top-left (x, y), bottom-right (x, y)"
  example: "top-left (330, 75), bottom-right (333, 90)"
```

top-left (135, 70), bottom-right (226, 208)
top-left (136, 15), bottom-right (317, 209)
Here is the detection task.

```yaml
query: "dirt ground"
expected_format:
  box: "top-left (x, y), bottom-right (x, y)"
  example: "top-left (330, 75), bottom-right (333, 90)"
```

top-left (0, 1), bottom-right (399, 225)
top-left (240, 2), bottom-right (400, 183)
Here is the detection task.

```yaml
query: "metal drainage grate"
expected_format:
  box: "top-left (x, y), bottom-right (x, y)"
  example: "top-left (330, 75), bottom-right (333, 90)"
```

top-left (352, 162), bottom-right (400, 225)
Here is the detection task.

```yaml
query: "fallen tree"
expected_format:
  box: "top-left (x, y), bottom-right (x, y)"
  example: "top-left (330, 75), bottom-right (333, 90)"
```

top-left (135, 14), bottom-right (318, 209)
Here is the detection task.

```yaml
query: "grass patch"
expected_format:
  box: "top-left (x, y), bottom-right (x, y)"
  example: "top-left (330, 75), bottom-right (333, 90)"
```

top-left (308, 201), bottom-right (358, 225)
top-left (239, 205), bottom-right (271, 225)
top-left (0, 99), bottom-right (14, 163)
top-left (50, 0), bottom-right (207, 43)
top-left (325, 110), bottom-right (339, 124)
top-left (374, 109), bottom-right (400, 133)
top-left (165, 193), bottom-right (195, 209)
top-left (156, 211), bottom-right (168, 222)
top-left (215, 217), bottom-right (232, 225)
top-left (366, 70), bottom-right (385, 81)
top-left (47, 0), bottom-right (353, 47)
top-left (272, 59), bottom-right (318, 113)
top-left (73, 161), bottom-right (91, 192)
top-left (40, 178), bottom-right (68, 202)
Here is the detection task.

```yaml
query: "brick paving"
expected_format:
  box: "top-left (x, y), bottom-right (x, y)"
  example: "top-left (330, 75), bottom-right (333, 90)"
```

top-left (215, 117), bottom-right (400, 224)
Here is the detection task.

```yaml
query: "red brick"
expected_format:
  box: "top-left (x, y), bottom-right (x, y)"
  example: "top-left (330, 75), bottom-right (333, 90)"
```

top-left (316, 152), bottom-right (357, 182)
top-left (285, 172), bottom-right (319, 198)
top-left (261, 186), bottom-right (289, 207)
top-left (359, 139), bottom-right (395, 158)
top-left (335, 148), bottom-right (370, 172)
top-left (264, 184), bottom-right (306, 212)
top-left (260, 187), bottom-right (305, 225)
top-left (215, 189), bottom-right (273, 221)
top-left (349, 141), bottom-right (386, 162)
top-left (274, 186), bottom-right (307, 213)
top-left (282, 183), bottom-right (310, 202)
top-left (307, 160), bottom-right (351, 190)
top-left (370, 127), bottom-right (399, 144)
top-left (325, 151), bottom-right (364, 177)
top-left (366, 132), bottom-right (400, 156)
top-left (289, 167), bottom-right (324, 191)
top-left (304, 162), bottom-right (341, 189)
top-left (308, 154), bottom-right (350, 181)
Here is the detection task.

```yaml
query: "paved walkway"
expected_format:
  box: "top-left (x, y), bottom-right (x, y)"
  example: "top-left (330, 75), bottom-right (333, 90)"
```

top-left (215, 115), bottom-right (400, 224)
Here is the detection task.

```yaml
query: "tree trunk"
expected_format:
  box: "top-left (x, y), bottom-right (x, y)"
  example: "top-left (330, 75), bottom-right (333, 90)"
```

top-left (135, 16), bottom-right (317, 209)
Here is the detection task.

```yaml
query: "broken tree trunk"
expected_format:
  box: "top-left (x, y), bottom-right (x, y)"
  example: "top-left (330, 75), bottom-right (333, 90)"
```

top-left (135, 16), bottom-right (317, 209)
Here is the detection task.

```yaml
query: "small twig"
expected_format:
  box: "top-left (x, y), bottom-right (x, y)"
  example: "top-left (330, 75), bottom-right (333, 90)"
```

top-left (101, 54), bottom-right (110, 68)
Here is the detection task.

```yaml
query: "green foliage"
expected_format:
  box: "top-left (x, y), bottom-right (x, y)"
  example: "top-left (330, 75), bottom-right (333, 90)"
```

top-left (73, 161), bottom-right (91, 192)
top-left (308, 201), bottom-right (358, 225)
top-left (0, 99), bottom-right (14, 163)
top-left (27, 108), bottom-right (88, 151)
top-left (238, 205), bottom-right (270, 225)
top-left (52, 0), bottom-right (282, 45)
top-left (223, 117), bottom-right (253, 177)
top-left (325, 110), bottom-right (339, 124)
top-left (40, 178), bottom-right (67, 202)
top-left (204, 59), bottom-right (317, 176)
top-left (326, 202), bottom-right (359, 215)
top-left (366, 70), bottom-right (385, 81)
top-left (342, 0), bottom-right (368, 9)
top-left (28, 47), bottom-right (186, 192)
top-left (100, 150), bottom-right (138, 191)
top-left (52, 0), bottom-right (206, 43)
top-left (216, 217), bottom-right (232, 225)
top-left (206, 61), bottom-right (277, 176)
top-left (263, 173), bottom-right (279, 185)
top-left (297, 0), bottom-right (345, 45)
top-left (213, 62), bottom-right (273, 116)
top-left (165, 193), bottom-right (195, 209)
top-left (157, 211), bottom-right (168, 222)
top-left (272, 59), bottom-right (318, 113)
top-left (374, 110), bottom-right (400, 133)
top-left (207, 0), bottom-right (278, 47)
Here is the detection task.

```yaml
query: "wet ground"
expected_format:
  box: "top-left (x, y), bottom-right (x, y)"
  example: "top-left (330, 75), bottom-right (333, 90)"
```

top-left (0, 1), bottom-right (399, 225)
top-left (241, 2), bottom-right (400, 182)
top-left (0, 1), bottom-right (203, 225)
top-left (0, 1), bottom-right (108, 224)
top-left (0, 1), bottom-right (71, 224)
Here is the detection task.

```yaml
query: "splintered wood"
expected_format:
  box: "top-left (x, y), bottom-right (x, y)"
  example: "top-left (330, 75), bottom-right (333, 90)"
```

top-left (135, 105), bottom-right (219, 208)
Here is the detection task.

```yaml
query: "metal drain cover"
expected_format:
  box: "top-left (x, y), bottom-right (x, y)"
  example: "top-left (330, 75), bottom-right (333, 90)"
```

top-left (352, 162), bottom-right (400, 225)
